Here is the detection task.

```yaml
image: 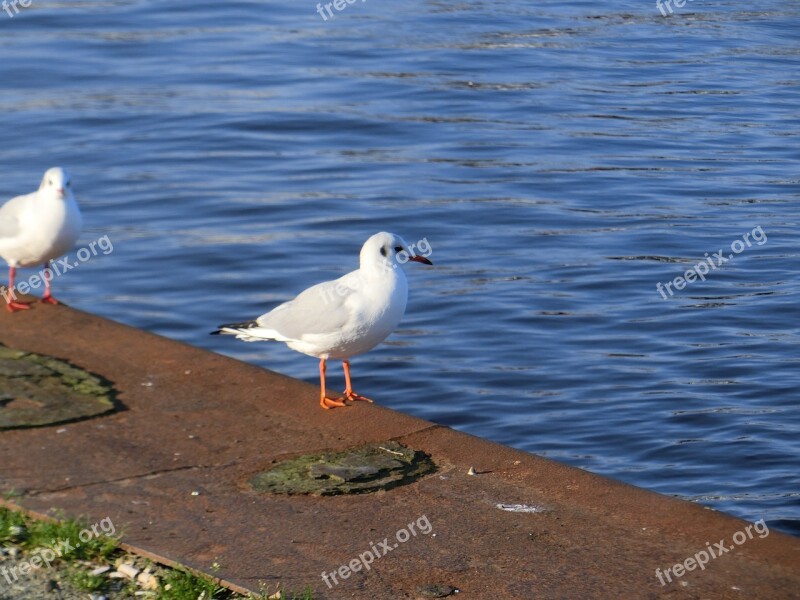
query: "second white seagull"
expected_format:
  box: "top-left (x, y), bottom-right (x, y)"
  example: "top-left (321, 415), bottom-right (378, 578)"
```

top-left (0, 167), bottom-right (82, 312)
top-left (213, 231), bottom-right (433, 409)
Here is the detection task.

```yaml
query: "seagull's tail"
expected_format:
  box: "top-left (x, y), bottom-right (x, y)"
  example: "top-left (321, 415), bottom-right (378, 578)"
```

top-left (211, 320), bottom-right (283, 343)
top-left (211, 320), bottom-right (259, 337)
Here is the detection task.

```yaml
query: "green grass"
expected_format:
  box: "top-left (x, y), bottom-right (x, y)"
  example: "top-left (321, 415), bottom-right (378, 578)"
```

top-left (68, 569), bottom-right (108, 592)
top-left (157, 566), bottom-right (231, 599)
top-left (20, 511), bottom-right (118, 563)
top-left (0, 503), bottom-right (27, 540)
top-left (248, 585), bottom-right (315, 600)
top-left (1, 505), bottom-right (117, 563)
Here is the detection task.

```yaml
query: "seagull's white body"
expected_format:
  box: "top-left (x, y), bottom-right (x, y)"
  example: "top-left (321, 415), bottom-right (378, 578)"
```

top-left (215, 232), bottom-right (433, 409)
top-left (220, 232), bottom-right (417, 359)
top-left (0, 168), bottom-right (82, 268)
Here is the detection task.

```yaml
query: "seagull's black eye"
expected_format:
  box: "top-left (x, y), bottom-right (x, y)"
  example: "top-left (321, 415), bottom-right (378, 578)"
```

top-left (394, 246), bottom-right (403, 253)
top-left (380, 247), bottom-right (387, 257)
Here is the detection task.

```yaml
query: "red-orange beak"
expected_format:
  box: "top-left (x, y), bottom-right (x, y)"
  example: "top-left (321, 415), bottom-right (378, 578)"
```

top-left (409, 255), bottom-right (433, 265)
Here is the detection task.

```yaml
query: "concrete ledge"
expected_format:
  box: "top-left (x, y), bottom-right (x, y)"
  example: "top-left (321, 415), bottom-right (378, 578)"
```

top-left (1, 303), bottom-right (798, 598)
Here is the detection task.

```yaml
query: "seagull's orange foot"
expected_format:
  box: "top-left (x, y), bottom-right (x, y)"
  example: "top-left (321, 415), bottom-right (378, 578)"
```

top-left (40, 296), bottom-right (59, 305)
top-left (320, 396), bottom-right (348, 410)
top-left (344, 391), bottom-right (373, 403)
top-left (5, 301), bottom-right (31, 312)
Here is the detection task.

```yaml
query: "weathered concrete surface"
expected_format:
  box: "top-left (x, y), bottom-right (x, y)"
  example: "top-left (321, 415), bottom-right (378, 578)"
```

top-left (0, 303), bottom-right (798, 599)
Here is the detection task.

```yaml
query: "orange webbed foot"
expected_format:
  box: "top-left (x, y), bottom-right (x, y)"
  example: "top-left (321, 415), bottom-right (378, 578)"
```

top-left (5, 301), bottom-right (31, 312)
top-left (344, 391), bottom-right (373, 403)
top-left (320, 396), bottom-right (348, 409)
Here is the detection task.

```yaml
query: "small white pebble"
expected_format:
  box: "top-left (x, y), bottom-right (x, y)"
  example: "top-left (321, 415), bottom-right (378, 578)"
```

top-left (467, 466), bottom-right (476, 476)
top-left (56, 428), bottom-right (67, 434)
top-left (191, 491), bottom-right (200, 496)
top-left (116, 563), bottom-right (140, 580)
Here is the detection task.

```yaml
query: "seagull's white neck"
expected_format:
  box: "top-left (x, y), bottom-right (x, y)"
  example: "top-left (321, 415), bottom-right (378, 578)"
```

top-left (37, 190), bottom-right (73, 205)
top-left (359, 256), bottom-right (401, 281)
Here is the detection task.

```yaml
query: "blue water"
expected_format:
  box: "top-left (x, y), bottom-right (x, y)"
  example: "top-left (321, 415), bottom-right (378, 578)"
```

top-left (1, 1), bottom-right (798, 536)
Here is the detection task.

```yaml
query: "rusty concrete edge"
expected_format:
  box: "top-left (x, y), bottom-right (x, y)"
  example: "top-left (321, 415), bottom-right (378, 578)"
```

top-left (2, 304), bottom-right (799, 596)
top-left (0, 498), bottom-right (253, 596)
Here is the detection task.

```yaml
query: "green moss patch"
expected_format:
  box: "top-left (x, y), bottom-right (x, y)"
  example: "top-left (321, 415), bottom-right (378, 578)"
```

top-left (249, 441), bottom-right (435, 496)
top-left (0, 344), bottom-right (117, 429)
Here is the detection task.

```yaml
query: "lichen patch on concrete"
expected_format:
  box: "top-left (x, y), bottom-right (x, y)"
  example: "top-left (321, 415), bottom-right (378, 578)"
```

top-left (0, 344), bottom-right (116, 429)
top-left (249, 441), bottom-right (435, 496)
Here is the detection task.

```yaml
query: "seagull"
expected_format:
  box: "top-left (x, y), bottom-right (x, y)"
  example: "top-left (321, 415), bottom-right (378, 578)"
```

top-left (213, 232), bottom-right (433, 409)
top-left (0, 167), bottom-right (82, 312)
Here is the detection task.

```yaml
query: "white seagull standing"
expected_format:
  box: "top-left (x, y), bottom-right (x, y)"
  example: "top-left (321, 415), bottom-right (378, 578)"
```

top-left (0, 167), bottom-right (82, 312)
top-left (213, 232), bottom-right (433, 409)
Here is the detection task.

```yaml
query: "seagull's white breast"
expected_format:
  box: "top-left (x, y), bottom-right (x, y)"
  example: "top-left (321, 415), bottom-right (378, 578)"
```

top-left (0, 192), bottom-right (82, 268)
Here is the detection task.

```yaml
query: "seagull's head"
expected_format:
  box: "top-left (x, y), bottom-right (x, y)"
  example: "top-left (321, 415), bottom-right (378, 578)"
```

top-left (39, 167), bottom-right (72, 199)
top-left (360, 231), bottom-right (433, 276)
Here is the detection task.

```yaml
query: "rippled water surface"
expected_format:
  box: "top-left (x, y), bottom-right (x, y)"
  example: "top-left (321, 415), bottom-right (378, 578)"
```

top-left (1, 1), bottom-right (798, 535)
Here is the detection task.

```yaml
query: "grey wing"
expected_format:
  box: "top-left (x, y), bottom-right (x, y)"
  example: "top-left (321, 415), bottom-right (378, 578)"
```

top-left (0, 195), bottom-right (26, 239)
top-left (256, 278), bottom-right (354, 340)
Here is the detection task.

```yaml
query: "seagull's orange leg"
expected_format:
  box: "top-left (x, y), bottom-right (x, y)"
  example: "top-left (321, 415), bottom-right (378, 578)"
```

top-left (40, 262), bottom-right (59, 305)
top-left (4, 267), bottom-right (31, 312)
top-left (319, 358), bottom-right (346, 409)
top-left (342, 360), bottom-right (373, 403)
